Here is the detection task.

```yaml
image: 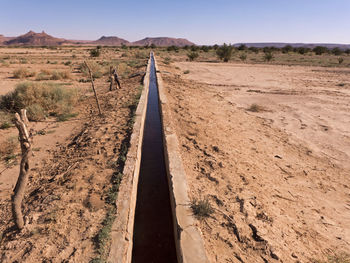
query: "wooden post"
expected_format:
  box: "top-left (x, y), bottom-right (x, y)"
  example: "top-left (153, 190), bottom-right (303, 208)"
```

top-left (84, 61), bottom-right (102, 116)
top-left (12, 109), bottom-right (32, 230)
top-left (109, 66), bottom-right (115, 91)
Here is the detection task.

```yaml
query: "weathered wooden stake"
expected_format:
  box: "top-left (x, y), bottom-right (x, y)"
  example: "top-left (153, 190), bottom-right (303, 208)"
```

top-left (84, 61), bottom-right (102, 115)
top-left (12, 109), bottom-right (32, 230)
top-left (109, 66), bottom-right (115, 91)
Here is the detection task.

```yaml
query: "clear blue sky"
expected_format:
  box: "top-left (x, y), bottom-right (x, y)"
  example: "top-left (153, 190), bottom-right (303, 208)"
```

top-left (0, 0), bottom-right (349, 45)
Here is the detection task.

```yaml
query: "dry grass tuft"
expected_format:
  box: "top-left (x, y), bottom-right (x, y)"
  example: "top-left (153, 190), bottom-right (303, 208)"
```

top-left (190, 197), bottom-right (214, 220)
top-left (0, 82), bottom-right (79, 121)
top-left (13, 68), bottom-right (35, 79)
top-left (247, 103), bottom-right (267, 112)
top-left (36, 69), bottom-right (71, 81)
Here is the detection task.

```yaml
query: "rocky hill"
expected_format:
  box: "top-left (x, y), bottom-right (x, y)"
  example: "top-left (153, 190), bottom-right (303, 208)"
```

top-left (132, 37), bottom-right (195, 47)
top-left (0, 34), bottom-right (14, 45)
top-left (91, 36), bottom-right (129, 46)
top-left (4, 31), bottom-right (68, 46)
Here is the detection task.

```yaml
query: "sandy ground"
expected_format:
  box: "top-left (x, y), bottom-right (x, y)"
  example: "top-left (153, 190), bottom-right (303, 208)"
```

top-left (0, 47), bottom-right (147, 262)
top-left (161, 61), bottom-right (350, 262)
top-left (176, 62), bottom-right (350, 170)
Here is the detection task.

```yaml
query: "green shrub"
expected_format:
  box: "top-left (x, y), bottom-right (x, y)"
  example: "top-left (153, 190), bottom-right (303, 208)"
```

top-left (167, 45), bottom-right (179, 52)
top-left (338, 57), bottom-right (344, 64)
top-left (90, 48), bottom-right (101, 57)
top-left (332, 48), bottom-right (343, 56)
top-left (313, 46), bottom-right (329, 55)
top-left (239, 53), bottom-right (247, 61)
top-left (187, 51), bottom-right (199, 61)
top-left (282, 45), bottom-right (293, 54)
top-left (0, 82), bottom-right (79, 121)
top-left (297, 47), bottom-right (310, 55)
top-left (201, 46), bottom-right (210, 52)
top-left (216, 43), bottom-right (234, 62)
top-left (237, 44), bottom-right (247, 51)
top-left (183, 70), bottom-right (190, 74)
top-left (264, 52), bottom-right (274, 62)
top-left (248, 46), bottom-right (259, 54)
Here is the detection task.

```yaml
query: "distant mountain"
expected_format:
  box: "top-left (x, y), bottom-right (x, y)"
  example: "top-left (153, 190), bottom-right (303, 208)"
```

top-left (235, 42), bottom-right (350, 49)
top-left (91, 36), bottom-right (130, 46)
top-left (4, 31), bottom-right (69, 46)
top-left (132, 37), bottom-right (195, 47)
top-left (0, 32), bottom-right (195, 47)
top-left (0, 34), bottom-right (14, 44)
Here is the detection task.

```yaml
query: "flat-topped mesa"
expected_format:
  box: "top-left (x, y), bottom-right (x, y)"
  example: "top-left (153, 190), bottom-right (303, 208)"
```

top-left (91, 36), bottom-right (130, 46)
top-left (132, 37), bottom-right (195, 47)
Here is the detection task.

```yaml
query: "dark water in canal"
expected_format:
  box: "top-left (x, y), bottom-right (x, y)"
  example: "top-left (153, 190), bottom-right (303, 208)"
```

top-left (131, 54), bottom-right (177, 263)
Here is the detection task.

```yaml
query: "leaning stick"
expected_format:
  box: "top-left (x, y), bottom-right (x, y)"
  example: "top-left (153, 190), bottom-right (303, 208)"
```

top-left (12, 109), bottom-right (32, 230)
top-left (84, 61), bottom-right (102, 115)
top-left (109, 66), bottom-right (115, 91)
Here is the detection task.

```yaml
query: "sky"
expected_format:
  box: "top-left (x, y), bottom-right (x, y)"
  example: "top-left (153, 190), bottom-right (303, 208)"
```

top-left (0, 0), bottom-right (349, 45)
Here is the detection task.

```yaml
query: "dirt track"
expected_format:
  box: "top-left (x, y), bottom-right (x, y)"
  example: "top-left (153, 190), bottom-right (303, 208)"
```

top-left (161, 61), bottom-right (350, 262)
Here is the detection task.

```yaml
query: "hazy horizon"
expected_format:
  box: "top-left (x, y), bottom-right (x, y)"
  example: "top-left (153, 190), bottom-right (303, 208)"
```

top-left (1, 0), bottom-right (349, 45)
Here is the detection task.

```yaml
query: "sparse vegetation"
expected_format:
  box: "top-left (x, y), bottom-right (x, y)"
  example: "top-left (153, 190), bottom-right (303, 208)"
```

top-left (0, 136), bottom-right (17, 162)
top-left (313, 253), bottom-right (350, 263)
top-left (264, 52), bottom-right (274, 62)
top-left (338, 57), bottom-right (344, 64)
top-left (79, 62), bottom-right (103, 79)
top-left (239, 53), bottom-right (247, 61)
top-left (0, 82), bottom-right (79, 121)
top-left (13, 68), bottom-right (35, 79)
top-left (187, 51), bottom-right (199, 61)
top-left (0, 111), bottom-right (13, 129)
top-left (216, 43), bottom-right (234, 62)
top-left (247, 103), bottom-right (266, 112)
top-left (163, 57), bottom-right (172, 65)
top-left (36, 69), bottom-right (71, 80)
top-left (90, 47), bottom-right (101, 57)
top-left (190, 197), bottom-right (214, 220)
top-left (183, 70), bottom-right (190, 74)
top-left (313, 46), bottom-right (329, 55)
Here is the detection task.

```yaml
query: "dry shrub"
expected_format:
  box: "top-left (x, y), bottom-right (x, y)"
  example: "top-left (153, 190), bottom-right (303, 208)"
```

top-left (51, 70), bottom-right (71, 80)
top-left (247, 103), bottom-right (267, 112)
top-left (36, 69), bottom-right (71, 81)
top-left (13, 68), bottom-right (35, 79)
top-left (314, 253), bottom-right (350, 263)
top-left (134, 51), bottom-right (148, 59)
top-left (190, 197), bottom-right (214, 220)
top-left (0, 111), bottom-right (13, 129)
top-left (117, 62), bottom-right (131, 78)
top-left (0, 82), bottom-right (79, 121)
top-left (0, 137), bottom-right (18, 161)
top-left (79, 62), bottom-right (102, 79)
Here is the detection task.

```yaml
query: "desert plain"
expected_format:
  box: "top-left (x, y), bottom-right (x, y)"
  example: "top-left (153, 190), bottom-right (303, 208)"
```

top-left (0, 44), bottom-right (349, 263)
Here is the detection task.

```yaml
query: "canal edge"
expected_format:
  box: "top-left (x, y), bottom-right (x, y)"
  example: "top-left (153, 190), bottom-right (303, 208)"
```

top-left (154, 54), bottom-right (210, 263)
top-left (108, 55), bottom-right (152, 263)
